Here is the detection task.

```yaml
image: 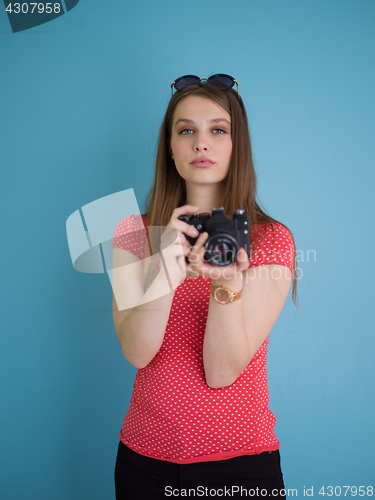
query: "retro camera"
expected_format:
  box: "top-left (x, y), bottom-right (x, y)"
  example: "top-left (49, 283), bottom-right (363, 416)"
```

top-left (178, 207), bottom-right (250, 266)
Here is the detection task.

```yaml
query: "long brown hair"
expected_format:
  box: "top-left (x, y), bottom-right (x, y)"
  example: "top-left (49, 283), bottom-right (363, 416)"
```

top-left (143, 81), bottom-right (299, 310)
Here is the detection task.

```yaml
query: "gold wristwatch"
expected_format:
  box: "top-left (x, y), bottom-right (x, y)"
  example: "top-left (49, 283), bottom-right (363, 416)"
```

top-left (210, 283), bottom-right (242, 305)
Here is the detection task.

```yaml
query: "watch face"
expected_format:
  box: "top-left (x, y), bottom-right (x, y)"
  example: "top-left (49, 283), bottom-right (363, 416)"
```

top-left (214, 287), bottom-right (230, 304)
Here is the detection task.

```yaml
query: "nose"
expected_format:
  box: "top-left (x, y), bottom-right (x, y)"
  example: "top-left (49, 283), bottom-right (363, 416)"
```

top-left (193, 132), bottom-right (210, 152)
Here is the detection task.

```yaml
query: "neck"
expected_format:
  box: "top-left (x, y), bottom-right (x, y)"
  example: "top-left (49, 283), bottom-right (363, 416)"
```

top-left (184, 182), bottom-right (224, 214)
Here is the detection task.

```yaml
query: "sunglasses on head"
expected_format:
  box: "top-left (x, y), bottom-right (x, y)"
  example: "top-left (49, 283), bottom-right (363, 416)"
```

top-left (171, 74), bottom-right (239, 97)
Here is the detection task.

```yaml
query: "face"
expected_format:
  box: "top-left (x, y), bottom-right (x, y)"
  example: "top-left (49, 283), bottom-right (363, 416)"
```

top-left (169, 95), bottom-right (232, 188)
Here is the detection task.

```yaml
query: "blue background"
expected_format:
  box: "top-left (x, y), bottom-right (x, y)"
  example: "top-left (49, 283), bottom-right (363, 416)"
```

top-left (1, 1), bottom-right (374, 498)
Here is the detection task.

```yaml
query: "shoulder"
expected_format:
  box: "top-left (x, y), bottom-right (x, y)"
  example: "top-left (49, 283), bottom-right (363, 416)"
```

top-left (112, 214), bottom-right (148, 253)
top-left (252, 221), bottom-right (294, 248)
top-left (112, 214), bottom-right (148, 238)
top-left (250, 221), bottom-right (295, 273)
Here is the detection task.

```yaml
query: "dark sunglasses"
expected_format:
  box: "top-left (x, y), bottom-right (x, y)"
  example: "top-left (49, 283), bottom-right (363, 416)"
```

top-left (171, 74), bottom-right (239, 97)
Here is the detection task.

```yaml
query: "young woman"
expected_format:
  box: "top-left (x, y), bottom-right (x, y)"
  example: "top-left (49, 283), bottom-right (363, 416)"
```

top-left (111, 74), bottom-right (298, 499)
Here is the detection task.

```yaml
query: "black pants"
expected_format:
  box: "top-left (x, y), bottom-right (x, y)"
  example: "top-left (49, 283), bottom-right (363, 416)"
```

top-left (115, 441), bottom-right (285, 499)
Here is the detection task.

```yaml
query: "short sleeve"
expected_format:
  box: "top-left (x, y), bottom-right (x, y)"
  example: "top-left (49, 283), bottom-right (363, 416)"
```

top-left (250, 222), bottom-right (295, 274)
top-left (112, 214), bottom-right (149, 261)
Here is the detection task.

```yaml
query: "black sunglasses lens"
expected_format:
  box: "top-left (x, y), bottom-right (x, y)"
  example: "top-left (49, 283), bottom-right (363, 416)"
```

top-left (209, 75), bottom-right (235, 90)
top-left (174, 76), bottom-right (200, 91)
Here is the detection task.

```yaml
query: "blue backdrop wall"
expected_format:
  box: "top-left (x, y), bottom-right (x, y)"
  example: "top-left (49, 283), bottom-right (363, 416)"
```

top-left (1, 1), bottom-right (374, 498)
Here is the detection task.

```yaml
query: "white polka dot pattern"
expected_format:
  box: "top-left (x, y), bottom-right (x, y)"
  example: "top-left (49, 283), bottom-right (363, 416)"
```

top-left (112, 214), bottom-right (149, 265)
top-left (250, 223), bottom-right (295, 273)
top-left (112, 215), bottom-right (295, 463)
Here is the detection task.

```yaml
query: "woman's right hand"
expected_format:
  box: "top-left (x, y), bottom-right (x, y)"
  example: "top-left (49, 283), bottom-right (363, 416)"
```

top-left (160, 205), bottom-right (201, 288)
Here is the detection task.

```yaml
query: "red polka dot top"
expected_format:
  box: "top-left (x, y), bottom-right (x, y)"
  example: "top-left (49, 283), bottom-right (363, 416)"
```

top-left (112, 214), bottom-right (295, 464)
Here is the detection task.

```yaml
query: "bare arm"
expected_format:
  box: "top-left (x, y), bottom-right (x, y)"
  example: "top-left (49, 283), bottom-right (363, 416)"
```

top-left (113, 262), bottom-right (174, 368)
top-left (203, 265), bottom-right (292, 388)
top-left (112, 204), bottom-right (201, 369)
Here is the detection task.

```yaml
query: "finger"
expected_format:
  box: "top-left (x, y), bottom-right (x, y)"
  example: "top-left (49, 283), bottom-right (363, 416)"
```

top-left (162, 225), bottom-right (197, 250)
top-left (180, 243), bottom-right (192, 257)
top-left (165, 244), bottom-right (190, 259)
top-left (164, 237), bottom-right (191, 257)
top-left (181, 223), bottom-right (200, 239)
top-left (169, 219), bottom-right (200, 240)
top-left (237, 249), bottom-right (250, 271)
top-left (172, 205), bottom-right (199, 217)
top-left (237, 248), bottom-right (248, 262)
top-left (171, 206), bottom-right (200, 234)
top-left (189, 232), bottom-right (208, 257)
top-left (194, 231), bottom-right (209, 248)
top-left (188, 233), bottom-right (209, 268)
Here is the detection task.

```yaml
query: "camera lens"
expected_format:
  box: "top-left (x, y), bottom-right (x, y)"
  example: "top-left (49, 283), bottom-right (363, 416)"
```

top-left (205, 233), bottom-right (238, 266)
top-left (213, 242), bottom-right (230, 261)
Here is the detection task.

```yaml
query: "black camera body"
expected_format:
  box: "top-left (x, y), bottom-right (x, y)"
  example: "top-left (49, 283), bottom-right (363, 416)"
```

top-left (178, 207), bottom-right (250, 266)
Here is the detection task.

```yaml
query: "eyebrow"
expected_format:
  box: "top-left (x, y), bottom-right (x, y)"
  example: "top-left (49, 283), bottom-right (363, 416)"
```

top-left (174, 118), bottom-right (231, 128)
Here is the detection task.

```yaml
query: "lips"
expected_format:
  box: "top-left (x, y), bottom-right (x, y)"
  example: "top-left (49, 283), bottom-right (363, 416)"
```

top-left (190, 157), bottom-right (215, 168)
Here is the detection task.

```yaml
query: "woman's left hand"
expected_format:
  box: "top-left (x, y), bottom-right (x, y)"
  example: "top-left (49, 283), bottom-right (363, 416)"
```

top-left (187, 232), bottom-right (250, 283)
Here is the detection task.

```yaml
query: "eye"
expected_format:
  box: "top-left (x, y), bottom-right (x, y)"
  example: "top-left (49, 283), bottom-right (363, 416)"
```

top-left (212, 128), bottom-right (226, 134)
top-left (179, 128), bottom-right (194, 135)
